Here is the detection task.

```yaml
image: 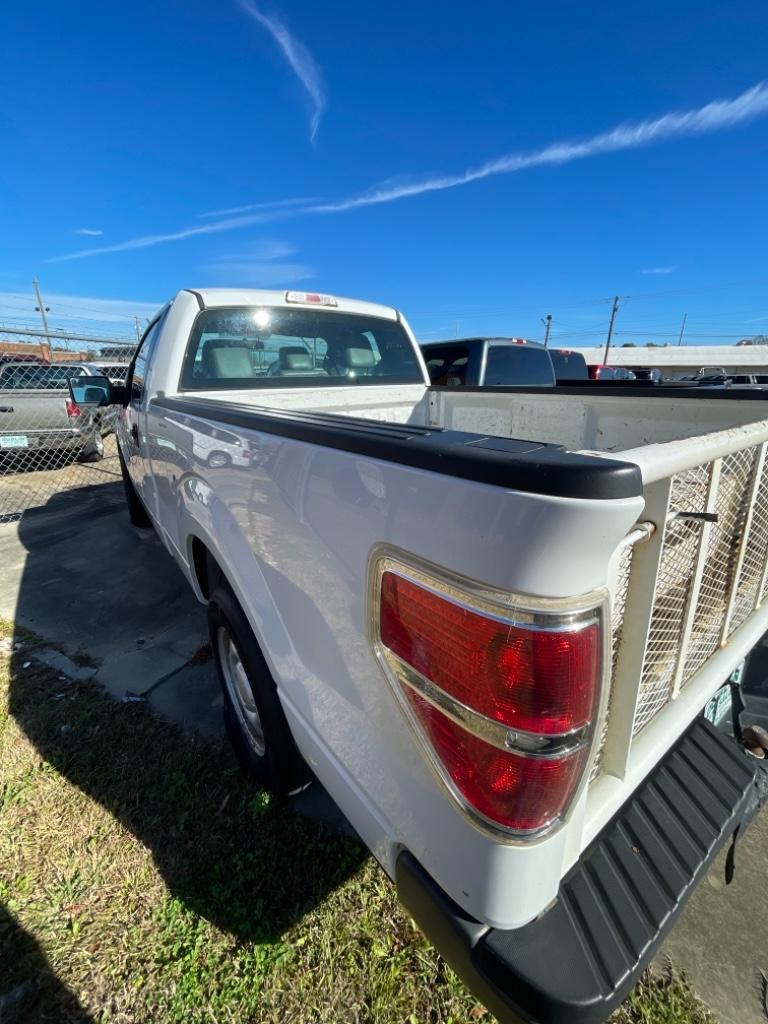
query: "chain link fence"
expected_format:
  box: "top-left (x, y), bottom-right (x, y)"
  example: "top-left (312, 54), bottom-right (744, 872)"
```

top-left (0, 360), bottom-right (129, 524)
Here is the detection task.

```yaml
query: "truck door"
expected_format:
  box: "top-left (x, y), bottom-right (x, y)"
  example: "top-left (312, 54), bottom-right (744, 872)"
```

top-left (123, 312), bottom-right (167, 519)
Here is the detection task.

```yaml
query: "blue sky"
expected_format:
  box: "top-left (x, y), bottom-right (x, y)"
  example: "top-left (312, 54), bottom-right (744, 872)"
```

top-left (1, 0), bottom-right (767, 346)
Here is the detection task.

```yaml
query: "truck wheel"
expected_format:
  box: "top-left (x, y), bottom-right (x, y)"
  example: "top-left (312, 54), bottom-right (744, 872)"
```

top-left (79, 432), bottom-right (105, 463)
top-left (118, 445), bottom-right (151, 528)
top-left (208, 584), bottom-right (311, 796)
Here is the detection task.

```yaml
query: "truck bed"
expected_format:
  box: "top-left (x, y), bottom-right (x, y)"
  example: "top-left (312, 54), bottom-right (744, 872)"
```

top-left (156, 382), bottom-right (768, 854)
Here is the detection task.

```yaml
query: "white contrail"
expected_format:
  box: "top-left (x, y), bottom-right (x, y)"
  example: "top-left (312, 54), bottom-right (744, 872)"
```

top-left (236, 0), bottom-right (325, 143)
top-left (47, 210), bottom-right (297, 262)
top-left (309, 81), bottom-right (768, 213)
top-left (199, 196), bottom-right (318, 218)
top-left (48, 81), bottom-right (768, 263)
top-left (74, 227), bottom-right (103, 236)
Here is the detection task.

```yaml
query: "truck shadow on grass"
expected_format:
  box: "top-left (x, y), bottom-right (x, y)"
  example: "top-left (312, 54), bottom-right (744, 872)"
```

top-left (7, 648), bottom-right (366, 943)
top-left (0, 905), bottom-right (94, 1024)
top-left (6, 487), bottom-right (367, 949)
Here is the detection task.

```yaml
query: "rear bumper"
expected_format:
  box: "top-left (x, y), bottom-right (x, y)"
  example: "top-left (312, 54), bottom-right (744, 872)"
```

top-left (396, 717), bottom-right (768, 1024)
top-left (0, 428), bottom-right (94, 452)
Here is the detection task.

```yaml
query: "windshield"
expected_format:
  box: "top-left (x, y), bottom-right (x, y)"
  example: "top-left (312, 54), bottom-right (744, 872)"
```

top-left (482, 345), bottom-right (554, 386)
top-left (180, 307), bottom-right (425, 390)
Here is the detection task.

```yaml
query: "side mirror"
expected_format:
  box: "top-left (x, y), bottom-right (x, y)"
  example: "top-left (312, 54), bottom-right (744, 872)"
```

top-left (68, 375), bottom-right (119, 407)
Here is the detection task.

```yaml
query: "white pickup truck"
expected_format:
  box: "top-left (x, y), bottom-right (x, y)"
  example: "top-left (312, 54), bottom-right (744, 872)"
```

top-left (70, 289), bottom-right (768, 1024)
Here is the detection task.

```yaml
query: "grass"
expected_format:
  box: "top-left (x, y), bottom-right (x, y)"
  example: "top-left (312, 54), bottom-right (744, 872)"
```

top-left (0, 618), bottom-right (716, 1023)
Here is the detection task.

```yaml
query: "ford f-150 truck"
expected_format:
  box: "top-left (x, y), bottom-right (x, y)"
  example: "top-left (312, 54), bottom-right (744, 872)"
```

top-left (70, 289), bottom-right (768, 1024)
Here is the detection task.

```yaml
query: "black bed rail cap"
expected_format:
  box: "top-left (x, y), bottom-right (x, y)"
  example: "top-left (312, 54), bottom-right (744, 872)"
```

top-left (153, 395), bottom-right (642, 501)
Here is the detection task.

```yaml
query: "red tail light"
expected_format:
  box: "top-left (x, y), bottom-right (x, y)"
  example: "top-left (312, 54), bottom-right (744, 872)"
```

top-left (65, 399), bottom-right (82, 418)
top-left (375, 561), bottom-right (603, 836)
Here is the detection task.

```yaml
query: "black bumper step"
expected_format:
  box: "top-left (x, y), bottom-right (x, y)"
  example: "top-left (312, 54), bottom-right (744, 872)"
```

top-left (397, 716), bottom-right (767, 1024)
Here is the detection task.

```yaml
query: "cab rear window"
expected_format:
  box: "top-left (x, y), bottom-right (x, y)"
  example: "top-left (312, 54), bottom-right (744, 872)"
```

top-left (180, 307), bottom-right (424, 390)
top-left (549, 350), bottom-right (589, 381)
top-left (483, 345), bottom-right (555, 386)
top-left (0, 365), bottom-right (83, 389)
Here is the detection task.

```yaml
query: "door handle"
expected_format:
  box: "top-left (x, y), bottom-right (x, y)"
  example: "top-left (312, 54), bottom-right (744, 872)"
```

top-left (131, 424), bottom-right (139, 446)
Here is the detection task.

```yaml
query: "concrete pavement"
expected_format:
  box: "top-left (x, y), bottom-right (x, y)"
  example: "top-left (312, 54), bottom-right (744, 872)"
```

top-left (0, 485), bottom-right (766, 1021)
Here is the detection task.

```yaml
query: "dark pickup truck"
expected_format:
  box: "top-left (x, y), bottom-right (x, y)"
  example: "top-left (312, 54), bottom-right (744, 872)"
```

top-left (419, 337), bottom-right (556, 387)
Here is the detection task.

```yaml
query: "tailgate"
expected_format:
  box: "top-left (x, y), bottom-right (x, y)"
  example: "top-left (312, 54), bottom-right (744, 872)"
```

top-left (589, 417), bottom-right (768, 836)
top-left (0, 391), bottom-right (71, 433)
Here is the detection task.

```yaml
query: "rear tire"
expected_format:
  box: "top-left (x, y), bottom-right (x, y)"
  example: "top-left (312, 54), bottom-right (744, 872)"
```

top-left (208, 583), bottom-right (311, 796)
top-left (118, 445), bottom-right (151, 527)
top-left (79, 432), bottom-right (105, 463)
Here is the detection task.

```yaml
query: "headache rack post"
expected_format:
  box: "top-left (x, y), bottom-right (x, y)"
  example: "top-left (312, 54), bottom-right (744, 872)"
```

top-left (600, 478), bottom-right (672, 781)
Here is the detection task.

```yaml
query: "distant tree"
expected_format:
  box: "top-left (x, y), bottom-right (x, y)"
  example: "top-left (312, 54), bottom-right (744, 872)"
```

top-left (737, 339), bottom-right (754, 346)
top-left (621, 342), bottom-right (636, 347)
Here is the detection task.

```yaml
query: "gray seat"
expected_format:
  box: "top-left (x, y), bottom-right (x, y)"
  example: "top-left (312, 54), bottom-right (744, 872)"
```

top-left (268, 347), bottom-right (328, 377)
top-left (201, 340), bottom-right (252, 379)
top-left (345, 347), bottom-right (377, 373)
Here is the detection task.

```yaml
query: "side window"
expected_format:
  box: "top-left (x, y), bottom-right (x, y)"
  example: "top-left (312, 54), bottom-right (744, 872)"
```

top-left (129, 312), bottom-right (166, 402)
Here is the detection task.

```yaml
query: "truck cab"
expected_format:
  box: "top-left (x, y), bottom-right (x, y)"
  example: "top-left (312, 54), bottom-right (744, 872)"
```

top-left (420, 337), bottom-right (555, 388)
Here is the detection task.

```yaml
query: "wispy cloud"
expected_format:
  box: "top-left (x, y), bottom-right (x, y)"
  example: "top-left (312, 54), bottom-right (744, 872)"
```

top-left (236, 0), bottom-right (325, 143)
top-left (49, 81), bottom-right (768, 263)
top-left (199, 196), bottom-right (317, 218)
top-left (641, 265), bottom-right (677, 275)
top-left (205, 240), bottom-right (313, 285)
top-left (75, 227), bottom-right (103, 236)
top-left (745, 315), bottom-right (768, 323)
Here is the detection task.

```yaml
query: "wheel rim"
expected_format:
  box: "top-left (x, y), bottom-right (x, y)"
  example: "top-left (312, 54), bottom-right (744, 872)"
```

top-left (217, 626), bottom-right (265, 757)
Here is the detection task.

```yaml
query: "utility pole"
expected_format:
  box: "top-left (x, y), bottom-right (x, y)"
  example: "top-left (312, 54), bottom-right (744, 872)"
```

top-left (134, 316), bottom-right (142, 342)
top-left (602, 295), bottom-right (623, 365)
top-left (541, 313), bottom-right (552, 348)
top-left (32, 278), bottom-right (51, 342)
top-left (677, 312), bottom-right (688, 347)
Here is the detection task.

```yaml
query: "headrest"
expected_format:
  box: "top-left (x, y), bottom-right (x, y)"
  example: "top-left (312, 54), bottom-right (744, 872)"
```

top-left (345, 347), bottom-right (376, 369)
top-left (279, 347), bottom-right (313, 371)
top-left (202, 340), bottom-right (252, 379)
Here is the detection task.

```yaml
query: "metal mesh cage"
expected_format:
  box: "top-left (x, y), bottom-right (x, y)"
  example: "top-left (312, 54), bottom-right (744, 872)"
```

top-left (682, 447), bottom-right (757, 681)
top-left (730, 451), bottom-right (768, 634)
top-left (633, 465), bottom-right (710, 733)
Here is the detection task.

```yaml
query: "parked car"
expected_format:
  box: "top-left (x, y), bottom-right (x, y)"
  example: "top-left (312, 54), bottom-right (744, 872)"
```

top-left (70, 288), bottom-right (768, 1024)
top-left (420, 337), bottom-right (555, 387)
top-left (0, 361), bottom-right (114, 463)
top-left (548, 348), bottom-right (589, 381)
